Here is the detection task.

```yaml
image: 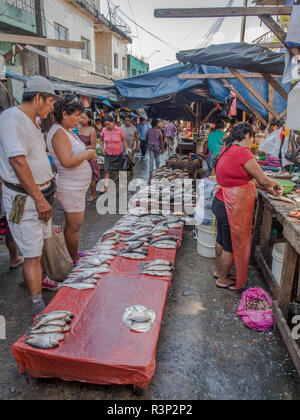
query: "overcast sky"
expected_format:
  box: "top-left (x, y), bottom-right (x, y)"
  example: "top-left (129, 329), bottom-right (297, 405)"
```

top-left (101, 0), bottom-right (270, 70)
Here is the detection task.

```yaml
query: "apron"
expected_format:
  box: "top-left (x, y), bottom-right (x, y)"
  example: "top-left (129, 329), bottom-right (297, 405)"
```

top-left (222, 181), bottom-right (256, 290)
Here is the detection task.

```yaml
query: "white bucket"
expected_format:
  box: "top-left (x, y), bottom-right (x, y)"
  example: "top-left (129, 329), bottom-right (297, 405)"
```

top-left (272, 243), bottom-right (286, 285)
top-left (196, 224), bottom-right (216, 259)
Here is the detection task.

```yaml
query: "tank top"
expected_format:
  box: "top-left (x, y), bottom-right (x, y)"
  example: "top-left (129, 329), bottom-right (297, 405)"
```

top-left (47, 124), bottom-right (92, 191)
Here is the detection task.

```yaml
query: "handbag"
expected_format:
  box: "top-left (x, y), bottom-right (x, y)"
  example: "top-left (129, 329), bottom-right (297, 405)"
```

top-left (42, 225), bottom-right (73, 282)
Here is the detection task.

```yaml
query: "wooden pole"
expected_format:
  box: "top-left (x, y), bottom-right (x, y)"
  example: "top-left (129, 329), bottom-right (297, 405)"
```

top-left (34, 0), bottom-right (48, 77)
top-left (240, 0), bottom-right (248, 42)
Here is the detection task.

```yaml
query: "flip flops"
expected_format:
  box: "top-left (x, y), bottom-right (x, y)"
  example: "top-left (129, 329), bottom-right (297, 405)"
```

top-left (10, 257), bottom-right (24, 270)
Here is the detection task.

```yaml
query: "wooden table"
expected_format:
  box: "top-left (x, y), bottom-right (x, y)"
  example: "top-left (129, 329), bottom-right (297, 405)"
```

top-left (177, 141), bottom-right (196, 155)
top-left (166, 158), bottom-right (203, 179)
top-left (252, 190), bottom-right (300, 375)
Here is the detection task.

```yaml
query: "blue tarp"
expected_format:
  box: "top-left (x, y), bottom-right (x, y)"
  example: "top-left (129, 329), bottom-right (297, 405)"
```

top-left (114, 61), bottom-right (289, 122)
top-left (114, 62), bottom-right (208, 108)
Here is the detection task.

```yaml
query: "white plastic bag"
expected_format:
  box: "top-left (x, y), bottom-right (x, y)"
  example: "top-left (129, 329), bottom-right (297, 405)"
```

top-left (259, 129), bottom-right (282, 158)
top-left (287, 81), bottom-right (300, 131)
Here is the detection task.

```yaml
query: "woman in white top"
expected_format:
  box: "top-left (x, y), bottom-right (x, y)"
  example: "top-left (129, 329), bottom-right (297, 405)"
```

top-left (47, 94), bottom-right (97, 264)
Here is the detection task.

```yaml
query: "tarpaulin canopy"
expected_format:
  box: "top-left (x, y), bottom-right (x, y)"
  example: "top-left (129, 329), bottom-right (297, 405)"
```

top-left (2, 71), bottom-right (117, 101)
top-left (177, 42), bottom-right (286, 75)
top-left (198, 65), bottom-right (289, 122)
top-left (114, 63), bottom-right (209, 108)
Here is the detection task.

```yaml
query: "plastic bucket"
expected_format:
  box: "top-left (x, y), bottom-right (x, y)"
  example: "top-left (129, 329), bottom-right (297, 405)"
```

top-left (272, 243), bottom-right (286, 285)
top-left (196, 224), bottom-right (216, 259)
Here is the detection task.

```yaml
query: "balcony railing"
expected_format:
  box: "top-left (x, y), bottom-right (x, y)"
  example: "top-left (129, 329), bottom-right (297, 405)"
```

top-left (4, 0), bottom-right (35, 13)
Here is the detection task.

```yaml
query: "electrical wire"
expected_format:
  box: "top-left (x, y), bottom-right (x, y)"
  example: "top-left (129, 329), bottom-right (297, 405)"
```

top-left (127, 0), bottom-right (143, 57)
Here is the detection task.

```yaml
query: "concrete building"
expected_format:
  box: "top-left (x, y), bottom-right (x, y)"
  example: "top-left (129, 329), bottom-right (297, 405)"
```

top-left (0, 0), bottom-right (132, 102)
top-left (127, 54), bottom-right (149, 78)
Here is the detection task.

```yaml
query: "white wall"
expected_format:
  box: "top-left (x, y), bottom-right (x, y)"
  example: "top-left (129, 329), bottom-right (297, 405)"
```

top-left (43, 0), bottom-right (96, 81)
top-left (111, 34), bottom-right (128, 79)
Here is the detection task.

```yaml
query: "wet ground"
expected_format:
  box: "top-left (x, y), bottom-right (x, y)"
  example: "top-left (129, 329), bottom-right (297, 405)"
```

top-left (1, 155), bottom-right (300, 400)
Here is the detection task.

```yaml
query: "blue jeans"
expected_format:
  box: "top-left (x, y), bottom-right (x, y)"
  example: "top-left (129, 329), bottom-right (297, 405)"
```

top-left (149, 145), bottom-right (160, 172)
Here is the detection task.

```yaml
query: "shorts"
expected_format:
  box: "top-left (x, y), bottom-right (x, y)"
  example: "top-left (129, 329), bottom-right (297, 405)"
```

top-left (55, 188), bottom-right (87, 213)
top-left (212, 196), bottom-right (233, 253)
top-left (2, 185), bottom-right (52, 258)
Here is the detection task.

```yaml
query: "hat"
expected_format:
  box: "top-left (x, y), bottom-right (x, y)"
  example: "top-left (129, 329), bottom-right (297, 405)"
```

top-left (23, 76), bottom-right (59, 98)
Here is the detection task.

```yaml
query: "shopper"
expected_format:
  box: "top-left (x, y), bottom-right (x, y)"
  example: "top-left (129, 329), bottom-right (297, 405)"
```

top-left (207, 119), bottom-right (226, 172)
top-left (122, 116), bottom-right (139, 154)
top-left (99, 116), bottom-right (128, 194)
top-left (137, 118), bottom-right (152, 159)
top-left (47, 94), bottom-right (96, 264)
top-left (0, 76), bottom-right (57, 320)
top-left (212, 123), bottom-right (283, 291)
top-left (165, 120), bottom-right (177, 155)
top-left (146, 119), bottom-right (164, 172)
top-left (79, 110), bottom-right (100, 203)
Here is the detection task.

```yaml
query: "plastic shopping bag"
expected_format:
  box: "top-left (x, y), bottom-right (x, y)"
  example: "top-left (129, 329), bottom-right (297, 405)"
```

top-left (237, 288), bottom-right (274, 332)
top-left (259, 129), bottom-right (282, 158)
top-left (42, 225), bottom-right (73, 281)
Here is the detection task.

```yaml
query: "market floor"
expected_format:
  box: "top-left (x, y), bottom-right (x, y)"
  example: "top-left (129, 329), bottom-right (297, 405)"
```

top-left (1, 156), bottom-right (300, 400)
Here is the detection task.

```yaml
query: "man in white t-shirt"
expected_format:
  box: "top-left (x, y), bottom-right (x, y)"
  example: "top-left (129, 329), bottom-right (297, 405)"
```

top-left (0, 76), bottom-right (59, 321)
top-left (122, 116), bottom-right (139, 154)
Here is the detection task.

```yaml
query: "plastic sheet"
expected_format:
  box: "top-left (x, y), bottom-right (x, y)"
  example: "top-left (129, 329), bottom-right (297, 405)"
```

top-left (222, 182), bottom-right (256, 290)
top-left (237, 288), bottom-right (274, 332)
top-left (12, 227), bottom-right (184, 388)
top-left (12, 274), bottom-right (169, 389)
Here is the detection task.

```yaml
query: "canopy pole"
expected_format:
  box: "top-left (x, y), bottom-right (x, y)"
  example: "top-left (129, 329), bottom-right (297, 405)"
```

top-left (229, 68), bottom-right (281, 121)
top-left (221, 78), bottom-right (268, 127)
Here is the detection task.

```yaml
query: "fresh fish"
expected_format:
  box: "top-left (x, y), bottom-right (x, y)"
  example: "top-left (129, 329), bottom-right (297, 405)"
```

top-left (168, 223), bottom-right (184, 229)
top-left (128, 311), bottom-right (152, 323)
top-left (82, 278), bottom-right (98, 285)
top-left (150, 236), bottom-right (177, 245)
top-left (142, 271), bottom-right (172, 277)
top-left (27, 333), bottom-right (65, 342)
top-left (31, 313), bottom-right (69, 331)
top-left (152, 243), bottom-right (176, 249)
top-left (25, 336), bottom-right (60, 349)
top-left (121, 253), bottom-right (147, 260)
top-left (133, 248), bottom-right (149, 255)
top-left (41, 310), bottom-right (74, 319)
top-left (30, 325), bottom-right (71, 335)
top-left (62, 283), bottom-right (96, 291)
top-left (71, 267), bottom-right (109, 278)
top-left (143, 265), bottom-right (174, 272)
top-left (41, 319), bottom-right (68, 328)
top-left (119, 241), bottom-right (145, 254)
top-left (78, 257), bottom-right (111, 267)
top-left (144, 260), bottom-right (172, 268)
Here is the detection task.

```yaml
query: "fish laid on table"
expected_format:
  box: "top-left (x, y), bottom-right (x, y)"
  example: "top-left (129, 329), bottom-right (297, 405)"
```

top-left (62, 283), bottom-right (96, 291)
top-left (119, 241), bottom-right (145, 254)
top-left (142, 265), bottom-right (174, 272)
top-left (25, 335), bottom-right (60, 349)
top-left (31, 313), bottom-right (70, 331)
top-left (27, 332), bottom-right (65, 342)
top-left (152, 243), bottom-right (177, 249)
top-left (28, 325), bottom-right (71, 335)
top-left (142, 271), bottom-right (172, 277)
top-left (70, 267), bottom-right (110, 278)
top-left (150, 236), bottom-right (177, 245)
top-left (144, 260), bottom-right (173, 268)
top-left (121, 253), bottom-right (147, 260)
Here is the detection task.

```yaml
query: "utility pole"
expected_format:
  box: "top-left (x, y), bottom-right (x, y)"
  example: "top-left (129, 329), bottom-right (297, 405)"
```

top-left (34, 0), bottom-right (48, 77)
top-left (240, 0), bottom-right (248, 42)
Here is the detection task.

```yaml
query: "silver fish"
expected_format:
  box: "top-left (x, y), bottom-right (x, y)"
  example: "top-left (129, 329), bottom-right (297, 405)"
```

top-left (128, 311), bottom-right (152, 323)
top-left (31, 313), bottom-right (69, 331)
top-left (143, 265), bottom-right (173, 272)
top-left (144, 260), bottom-right (172, 267)
top-left (42, 319), bottom-right (68, 328)
top-left (142, 271), bottom-right (172, 277)
top-left (119, 241), bottom-right (145, 254)
top-left (62, 283), bottom-right (96, 291)
top-left (152, 243), bottom-right (176, 249)
top-left (121, 253), bottom-right (147, 260)
top-left (25, 336), bottom-right (60, 349)
top-left (150, 236), bottom-right (177, 245)
top-left (40, 310), bottom-right (74, 319)
top-left (28, 333), bottom-right (65, 342)
top-left (30, 325), bottom-right (70, 335)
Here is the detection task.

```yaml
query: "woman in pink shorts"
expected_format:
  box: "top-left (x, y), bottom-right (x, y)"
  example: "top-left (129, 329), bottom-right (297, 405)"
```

top-left (47, 95), bottom-right (97, 263)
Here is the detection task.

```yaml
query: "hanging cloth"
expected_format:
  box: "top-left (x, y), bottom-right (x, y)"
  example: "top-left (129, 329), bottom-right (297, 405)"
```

top-left (222, 181), bottom-right (256, 290)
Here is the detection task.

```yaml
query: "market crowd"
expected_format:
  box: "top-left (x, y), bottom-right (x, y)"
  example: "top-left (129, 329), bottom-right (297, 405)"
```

top-left (0, 76), bottom-right (178, 322)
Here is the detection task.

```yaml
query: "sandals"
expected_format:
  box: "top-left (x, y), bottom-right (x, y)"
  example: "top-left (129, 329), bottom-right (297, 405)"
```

top-left (10, 257), bottom-right (24, 270)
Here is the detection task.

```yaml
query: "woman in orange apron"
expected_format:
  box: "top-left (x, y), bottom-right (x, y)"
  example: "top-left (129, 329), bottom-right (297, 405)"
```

top-left (212, 123), bottom-right (283, 291)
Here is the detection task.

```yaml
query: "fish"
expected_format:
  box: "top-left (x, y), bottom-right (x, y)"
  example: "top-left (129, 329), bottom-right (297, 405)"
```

top-left (144, 260), bottom-right (172, 267)
top-left (133, 248), bottom-right (149, 255)
top-left (41, 310), bottom-right (74, 319)
top-left (82, 278), bottom-right (98, 285)
top-left (142, 265), bottom-right (174, 272)
top-left (142, 271), bottom-right (172, 277)
top-left (71, 267), bottom-right (109, 278)
top-left (31, 313), bottom-right (69, 331)
top-left (152, 243), bottom-right (177, 249)
top-left (119, 241), bottom-right (145, 254)
top-left (128, 311), bottom-right (152, 323)
top-left (27, 333), bottom-right (65, 342)
top-left (62, 283), bottom-right (96, 291)
top-left (41, 319), bottom-right (69, 328)
top-left (121, 253), bottom-right (147, 260)
top-left (30, 325), bottom-right (71, 335)
top-left (150, 236), bottom-right (177, 245)
top-left (25, 336), bottom-right (60, 349)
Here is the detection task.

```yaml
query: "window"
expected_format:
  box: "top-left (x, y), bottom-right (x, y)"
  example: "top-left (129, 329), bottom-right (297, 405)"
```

top-left (132, 69), bottom-right (137, 76)
top-left (54, 23), bottom-right (69, 55)
top-left (114, 53), bottom-right (119, 69)
top-left (81, 37), bottom-right (91, 60)
top-left (122, 57), bottom-right (126, 72)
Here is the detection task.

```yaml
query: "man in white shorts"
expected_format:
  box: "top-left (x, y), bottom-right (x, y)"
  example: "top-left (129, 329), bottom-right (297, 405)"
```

top-left (0, 76), bottom-right (59, 321)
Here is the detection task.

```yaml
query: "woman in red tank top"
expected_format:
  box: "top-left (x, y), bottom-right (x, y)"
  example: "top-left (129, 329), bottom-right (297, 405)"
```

top-left (212, 123), bottom-right (283, 291)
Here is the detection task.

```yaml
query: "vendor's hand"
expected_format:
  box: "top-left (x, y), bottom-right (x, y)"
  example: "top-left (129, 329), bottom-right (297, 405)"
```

top-left (34, 196), bottom-right (52, 222)
top-left (267, 183), bottom-right (284, 197)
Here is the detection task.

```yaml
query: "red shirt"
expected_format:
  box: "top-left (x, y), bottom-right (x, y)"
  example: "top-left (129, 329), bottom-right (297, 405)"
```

top-left (215, 145), bottom-right (254, 202)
